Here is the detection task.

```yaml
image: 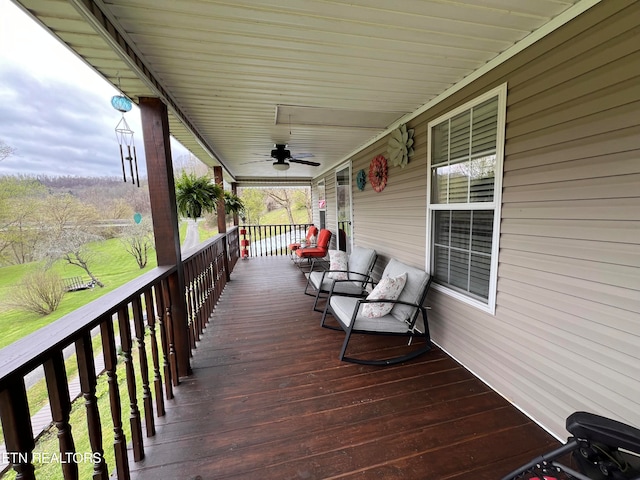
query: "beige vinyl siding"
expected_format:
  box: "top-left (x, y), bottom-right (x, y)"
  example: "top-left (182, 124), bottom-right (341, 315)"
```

top-left (312, 0), bottom-right (640, 439)
top-left (349, 122), bottom-right (429, 278)
top-left (432, 1), bottom-right (640, 438)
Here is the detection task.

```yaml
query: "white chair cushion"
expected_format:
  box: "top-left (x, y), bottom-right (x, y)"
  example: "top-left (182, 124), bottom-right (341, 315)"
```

top-left (381, 259), bottom-right (430, 323)
top-left (329, 295), bottom-right (409, 333)
top-left (327, 250), bottom-right (348, 280)
top-left (347, 246), bottom-right (376, 282)
top-left (308, 271), bottom-right (366, 296)
top-left (361, 273), bottom-right (407, 318)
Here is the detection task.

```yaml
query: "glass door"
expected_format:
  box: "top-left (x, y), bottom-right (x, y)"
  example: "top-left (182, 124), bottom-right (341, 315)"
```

top-left (335, 163), bottom-right (353, 253)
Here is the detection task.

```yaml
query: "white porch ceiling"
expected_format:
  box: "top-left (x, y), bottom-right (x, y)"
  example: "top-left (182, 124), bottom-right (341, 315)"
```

top-left (14, 0), bottom-right (589, 183)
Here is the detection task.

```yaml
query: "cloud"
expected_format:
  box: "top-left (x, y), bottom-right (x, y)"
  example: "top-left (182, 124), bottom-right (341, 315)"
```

top-left (0, 62), bottom-right (146, 177)
top-left (0, 2), bottom-right (190, 178)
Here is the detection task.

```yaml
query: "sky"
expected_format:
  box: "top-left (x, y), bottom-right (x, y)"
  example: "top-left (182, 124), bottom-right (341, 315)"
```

top-left (0, 0), bottom-right (189, 177)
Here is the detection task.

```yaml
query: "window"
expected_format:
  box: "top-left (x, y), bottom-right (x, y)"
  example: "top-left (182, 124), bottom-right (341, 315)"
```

top-left (427, 84), bottom-right (506, 313)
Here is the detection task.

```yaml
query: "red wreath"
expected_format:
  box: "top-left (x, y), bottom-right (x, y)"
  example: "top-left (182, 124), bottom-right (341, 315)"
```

top-left (368, 155), bottom-right (388, 192)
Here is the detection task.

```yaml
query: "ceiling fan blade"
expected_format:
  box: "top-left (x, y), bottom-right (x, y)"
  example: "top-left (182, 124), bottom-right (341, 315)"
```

top-left (289, 158), bottom-right (320, 166)
top-left (240, 159), bottom-right (270, 165)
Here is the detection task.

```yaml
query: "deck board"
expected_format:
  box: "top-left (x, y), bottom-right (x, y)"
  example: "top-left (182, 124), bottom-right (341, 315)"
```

top-left (129, 257), bottom-right (559, 479)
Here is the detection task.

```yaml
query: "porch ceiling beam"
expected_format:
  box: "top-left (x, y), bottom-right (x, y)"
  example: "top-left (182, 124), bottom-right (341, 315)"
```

top-left (68, 0), bottom-right (236, 181)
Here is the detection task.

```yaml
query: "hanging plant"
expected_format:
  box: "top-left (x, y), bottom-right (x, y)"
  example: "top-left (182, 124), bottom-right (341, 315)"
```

top-left (368, 155), bottom-right (388, 193)
top-left (387, 123), bottom-right (414, 168)
top-left (175, 172), bottom-right (223, 219)
top-left (224, 191), bottom-right (245, 215)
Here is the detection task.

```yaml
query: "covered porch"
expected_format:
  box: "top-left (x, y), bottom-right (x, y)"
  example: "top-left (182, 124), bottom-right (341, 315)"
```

top-left (127, 256), bottom-right (557, 479)
top-left (1, 0), bottom-right (638, 478)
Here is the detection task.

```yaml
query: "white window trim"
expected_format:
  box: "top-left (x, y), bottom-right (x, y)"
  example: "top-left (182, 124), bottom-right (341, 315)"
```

top-left (425, 83), bottom-right (507, 315)
top-left (334, 161), bottom-right (353, 252)
top-left (317, 178), bottom-right (326, 211)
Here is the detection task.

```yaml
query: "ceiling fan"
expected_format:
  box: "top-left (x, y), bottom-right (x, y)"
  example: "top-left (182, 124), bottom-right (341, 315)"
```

top-left (269, 144), bottom-right (320, 171)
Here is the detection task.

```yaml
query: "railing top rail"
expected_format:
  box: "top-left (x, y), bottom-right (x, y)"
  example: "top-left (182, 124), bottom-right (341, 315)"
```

top-left (182, 232), bottom-right (226, 261)
top-left (239, 223), bottom-right (312, 227)
top-left (0, 265), bottom-right (176, 385)
top-left (181, 226), bottom-right (239, 261)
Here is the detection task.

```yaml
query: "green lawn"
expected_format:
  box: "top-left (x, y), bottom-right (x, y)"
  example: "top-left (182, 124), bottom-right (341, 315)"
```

top-left (0, 238), bottom-right (158, 350)
top-left (0, 236), bottom-right (164, 478)
top-left (260, 207), bottom-right (310, 226)
top-left (0, 212), bottom-right (308, 350)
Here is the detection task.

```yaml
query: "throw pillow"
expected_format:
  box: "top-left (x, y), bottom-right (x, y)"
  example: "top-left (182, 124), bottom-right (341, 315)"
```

top-left (361, 272), bottom-right (407, 318)
top-left (327, 250), bottom-right (348, 280)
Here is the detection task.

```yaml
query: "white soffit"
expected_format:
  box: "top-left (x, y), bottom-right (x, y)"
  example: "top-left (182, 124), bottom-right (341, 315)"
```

top-left (15, 0), bottom-right (598, 181)
top-left (275, 105), bottom-right (403, 130)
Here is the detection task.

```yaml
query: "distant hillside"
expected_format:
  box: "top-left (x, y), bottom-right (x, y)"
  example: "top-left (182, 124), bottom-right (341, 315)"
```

top-left (37, 174), bottom-right (152, 215)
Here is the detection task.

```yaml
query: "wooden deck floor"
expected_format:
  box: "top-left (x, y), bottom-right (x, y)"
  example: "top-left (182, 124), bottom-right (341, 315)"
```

top-left (129, 257), bottom-right (560, 480)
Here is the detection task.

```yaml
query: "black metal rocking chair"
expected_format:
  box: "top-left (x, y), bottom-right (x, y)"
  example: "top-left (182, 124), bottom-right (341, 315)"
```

top-left (320, 258), bottom-right (432, 366)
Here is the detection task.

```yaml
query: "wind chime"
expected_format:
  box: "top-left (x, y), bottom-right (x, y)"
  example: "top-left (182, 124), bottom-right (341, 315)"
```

top-left (111, 91), bottom-right (140, 187)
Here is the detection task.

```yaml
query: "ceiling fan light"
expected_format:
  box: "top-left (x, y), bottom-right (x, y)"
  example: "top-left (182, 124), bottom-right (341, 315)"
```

top-left (272, 162), bottom-right (290, 171)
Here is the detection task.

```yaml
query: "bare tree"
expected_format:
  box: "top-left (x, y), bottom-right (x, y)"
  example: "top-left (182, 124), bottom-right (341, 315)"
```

top-left (7, 269), bottom-right (66, 315)
top-left (120, 219), bottom-right (155, 269)
top-left (0, 140), bottom-right (16, 161)
top-left (173, 152), bottom-right (209, 177)
top-left (39, 230), bottom-right (105, 287)
top-left (266, 189), bottom-right (296, 224)
top-left (46, 193), bottom-right (101, 236)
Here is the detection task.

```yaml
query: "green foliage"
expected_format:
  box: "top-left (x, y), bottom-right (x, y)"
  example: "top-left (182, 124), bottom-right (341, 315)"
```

top-left (174, 172), bottom-right (223, 219)
top-left (0, 177), bottom-right (48, 265)
top-left (223, 191), bottom-right (245, 215)
top-left (239, 188), bottom-right (267, 224)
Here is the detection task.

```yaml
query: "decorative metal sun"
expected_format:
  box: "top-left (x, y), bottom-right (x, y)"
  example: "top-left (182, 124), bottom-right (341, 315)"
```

top-left (356, 169), bottom-right (366, 191)
top-left (387, 124), bottom-right (414, 168)
top-left (368, 155), bottom-right (388, 193)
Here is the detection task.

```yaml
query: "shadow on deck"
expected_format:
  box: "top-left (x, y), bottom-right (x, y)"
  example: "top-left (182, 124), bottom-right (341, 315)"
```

top-left (129, 257), bottom-right (559, 480)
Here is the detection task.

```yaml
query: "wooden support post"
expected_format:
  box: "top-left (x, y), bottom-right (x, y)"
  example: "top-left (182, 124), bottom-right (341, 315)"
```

top-left (214, 166), bottom-right (231, 281)
top-left (214, 166), bottom-right (226, 235)
top-left (139, 97), bottom-right (190, 378)
top-left (231, 182), bottom-right (239, 226)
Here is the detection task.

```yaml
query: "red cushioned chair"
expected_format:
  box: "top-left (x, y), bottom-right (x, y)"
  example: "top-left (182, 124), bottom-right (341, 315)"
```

top-left (288, 226), bottom-right (318, 259)
top-left (294, 228), bottom-right (332, 269)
